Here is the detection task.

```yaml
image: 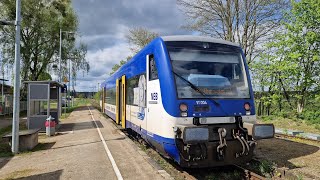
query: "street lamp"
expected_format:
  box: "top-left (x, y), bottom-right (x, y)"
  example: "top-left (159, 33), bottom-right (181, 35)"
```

top-left (0, 0), bottom-right (22, 154)
top-left (59, 29), bottom-right (75, 83)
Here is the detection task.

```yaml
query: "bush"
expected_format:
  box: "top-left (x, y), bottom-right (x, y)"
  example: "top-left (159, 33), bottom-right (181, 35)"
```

top-left (277, 111), bottom-right (290, 118)
top-left (261, 115), bottom-right (275, 122)
top-left (299, 111), bottom-right (320, 125)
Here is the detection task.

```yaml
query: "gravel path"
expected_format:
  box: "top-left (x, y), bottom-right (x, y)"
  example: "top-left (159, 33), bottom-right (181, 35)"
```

top-left (255, 138), bottom-right (320, 179)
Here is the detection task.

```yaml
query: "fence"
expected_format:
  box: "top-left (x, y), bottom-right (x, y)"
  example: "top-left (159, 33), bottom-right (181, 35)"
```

top-left (0, 99), bottom-right (27, 115)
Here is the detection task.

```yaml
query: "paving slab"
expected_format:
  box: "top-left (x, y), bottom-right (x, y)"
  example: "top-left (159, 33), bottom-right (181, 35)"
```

top-left (0, 106), bottom-right (164, 180)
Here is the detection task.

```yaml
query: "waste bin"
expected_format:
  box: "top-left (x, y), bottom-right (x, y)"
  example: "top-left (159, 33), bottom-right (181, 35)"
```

top-left (45, 116), bottom-right (56, 136)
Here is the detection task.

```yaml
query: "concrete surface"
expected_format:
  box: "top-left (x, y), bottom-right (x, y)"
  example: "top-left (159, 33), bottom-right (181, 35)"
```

top-left (275, 128), bottom-right (304, 136)
top-left (275, 128), bottom-right (320, 141)
top-left (300, 133), bottom-right (320, 141)
top-left (0, 107), bottom-right (165, 180)
top-left (2, 129), bottom-right (40, 151)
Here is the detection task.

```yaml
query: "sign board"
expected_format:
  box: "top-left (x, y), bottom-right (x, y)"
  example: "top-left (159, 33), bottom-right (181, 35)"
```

top-left (63, 76), bottom-right (69, 83)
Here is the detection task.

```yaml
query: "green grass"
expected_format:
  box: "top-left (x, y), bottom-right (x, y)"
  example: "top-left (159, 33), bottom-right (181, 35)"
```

top-left (258, 116), bottom-right (320, 134)
top-left (60, 98), bottom-right (92, 120)
top-left (0, 125), bottom-right (14, 157)
top-left (244, 159), bottom-right (275, 178)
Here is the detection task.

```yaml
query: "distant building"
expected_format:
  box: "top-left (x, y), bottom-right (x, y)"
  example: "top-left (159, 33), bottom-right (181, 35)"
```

top-left (0, 84), bottom-right (13, 95)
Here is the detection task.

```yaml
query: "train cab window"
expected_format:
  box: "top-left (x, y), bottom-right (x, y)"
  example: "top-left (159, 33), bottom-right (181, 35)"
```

top-left (149, 55), bottom-right (158, 80)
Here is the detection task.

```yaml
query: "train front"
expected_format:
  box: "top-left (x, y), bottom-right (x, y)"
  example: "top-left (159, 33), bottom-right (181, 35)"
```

top-left (162, 38), bottom-right (274, 167)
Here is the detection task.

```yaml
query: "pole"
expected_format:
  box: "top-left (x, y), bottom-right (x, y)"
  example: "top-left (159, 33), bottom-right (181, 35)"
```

top-left (12, 0), bottom-right (21, 154)
top-left (59, 29), bottom-right (62, 83)
top-left (1, 78), bottom-right (3, 116)
top-left (68, 59), bottom-right (70, 108)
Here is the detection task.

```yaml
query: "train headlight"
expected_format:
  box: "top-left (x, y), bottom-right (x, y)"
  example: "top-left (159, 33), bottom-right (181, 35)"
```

top-left (179, 103), bottom-right (188, 117)
top-left (244, 102), bottom-right (251, 115)
top-left (184, 127), bottom-right (209, 143)
top-left (179, 103), bottom-right (188, 112)
top-left (244, 103), bottom-right (250, 111)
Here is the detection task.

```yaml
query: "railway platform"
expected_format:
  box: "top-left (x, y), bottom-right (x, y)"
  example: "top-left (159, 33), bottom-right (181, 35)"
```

top-left (0, 106), bottom-right (168, 180)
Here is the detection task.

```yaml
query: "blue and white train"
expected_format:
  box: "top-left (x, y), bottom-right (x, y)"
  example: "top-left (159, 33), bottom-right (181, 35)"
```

top-left (100, 35), bottom-right (274, 167)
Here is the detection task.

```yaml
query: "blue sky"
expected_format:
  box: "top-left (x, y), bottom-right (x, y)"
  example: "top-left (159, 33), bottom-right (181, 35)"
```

top-left (71, 0), bottom-right (192, 91)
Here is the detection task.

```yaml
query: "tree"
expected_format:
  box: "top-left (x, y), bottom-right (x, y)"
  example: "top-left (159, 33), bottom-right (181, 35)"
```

top-left (109, 56), bottom-right (132, 75)
top-left (38, 72), bottom-right (52, 81)
top-left (0, 0), bottom-right (89, 82)
top-left (177, 0), bottom-right (289, 64)
top-left (256, 0), bottom-right (320, 113)
top-left (126, 27), bottom-right (159, 53)
top-left (109, 27), bottom-right (158, 75)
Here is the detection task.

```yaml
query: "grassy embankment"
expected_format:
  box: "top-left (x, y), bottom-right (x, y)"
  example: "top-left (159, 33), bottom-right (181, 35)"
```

top-left (258, 116), bottom-right (320, 135)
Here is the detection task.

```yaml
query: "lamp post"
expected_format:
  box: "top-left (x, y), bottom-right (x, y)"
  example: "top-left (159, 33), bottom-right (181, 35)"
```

top-left (1, 10), bottom-right (21, 154)
top-left (0, 1), bottom-right (21, 154)
top-left (59, 30), bottom-right (76, 114)
top-left (59, 29), bottom-right (62, 82)
top-left (59, 29), bottom-right (75, 83)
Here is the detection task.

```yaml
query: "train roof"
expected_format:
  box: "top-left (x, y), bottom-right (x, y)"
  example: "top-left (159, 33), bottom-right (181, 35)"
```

top-left (161, 35), bottom-right (239, 47)
top-left (101, 35), bottom-right (240, 88)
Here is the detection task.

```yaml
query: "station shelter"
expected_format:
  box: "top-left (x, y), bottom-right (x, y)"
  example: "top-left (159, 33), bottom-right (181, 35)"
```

top-left (24, 81), bottom-right (65, 131)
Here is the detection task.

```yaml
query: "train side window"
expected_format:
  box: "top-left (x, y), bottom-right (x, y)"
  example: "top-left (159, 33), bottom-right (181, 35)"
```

top-left (149, 55), bottom-right (158, 80)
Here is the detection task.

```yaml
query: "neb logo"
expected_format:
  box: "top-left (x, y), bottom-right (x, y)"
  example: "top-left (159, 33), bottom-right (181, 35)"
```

top-left (151, 93), bottom-right (158, 100)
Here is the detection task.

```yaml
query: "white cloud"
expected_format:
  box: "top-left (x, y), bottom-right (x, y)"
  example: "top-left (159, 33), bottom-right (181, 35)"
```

top-left (75, 43), bottom-right (131, 91)
top-left (71, 0), bottom-right (191, 92)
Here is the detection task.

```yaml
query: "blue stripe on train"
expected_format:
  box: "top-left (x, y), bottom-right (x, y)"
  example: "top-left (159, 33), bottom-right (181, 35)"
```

top-left (105, 109), bottom-right (116, 120)
top-left (104, 110), bottom-right (180, 163)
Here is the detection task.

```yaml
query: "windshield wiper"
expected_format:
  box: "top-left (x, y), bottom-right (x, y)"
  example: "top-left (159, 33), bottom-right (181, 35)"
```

top-left (172, 71), bottom-right (220, 106)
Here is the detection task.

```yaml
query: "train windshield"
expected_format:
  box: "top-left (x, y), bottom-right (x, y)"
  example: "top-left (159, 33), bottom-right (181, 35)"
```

top-left (168, 47), bottom-right (250, 99)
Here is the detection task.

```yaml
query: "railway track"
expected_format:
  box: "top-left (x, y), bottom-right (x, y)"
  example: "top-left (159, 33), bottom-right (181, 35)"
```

top-left (178, 165), bottom-right (266, 180)
top-left (275, 133), bottom-right (320, 143)
top-left (233, 164), bottom-right (266, 180)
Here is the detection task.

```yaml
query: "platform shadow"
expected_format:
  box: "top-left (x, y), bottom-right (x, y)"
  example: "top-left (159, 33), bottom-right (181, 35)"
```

top-left (58, 120), bottom-right (104, 132)
top-left (0, 157), bottom-right (12, 170)
top-left (31, 142), bottom-right (56, 152)
top-left (254, 138), bottom-right (319, 169)
top-left (13, 169), bottom-right (63, 180)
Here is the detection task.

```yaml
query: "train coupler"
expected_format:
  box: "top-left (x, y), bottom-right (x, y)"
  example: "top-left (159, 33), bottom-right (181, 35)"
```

top-left (216, 128), bottom-right (227, 161)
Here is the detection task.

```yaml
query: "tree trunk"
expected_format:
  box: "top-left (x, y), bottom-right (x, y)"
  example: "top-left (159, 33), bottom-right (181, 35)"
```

top-left (296, 95), bottom-right (305, 113)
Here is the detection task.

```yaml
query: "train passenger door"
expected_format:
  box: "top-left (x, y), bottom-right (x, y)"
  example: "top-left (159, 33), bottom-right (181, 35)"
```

top-left (116, 76), bottom-right (126, 128)
top-left (146, 54), bottom-right (159, 138)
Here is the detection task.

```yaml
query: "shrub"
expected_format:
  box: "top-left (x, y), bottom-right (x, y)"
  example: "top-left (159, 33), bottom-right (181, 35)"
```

top-left (301, 111), bottom-right (320, 125)
top-left (261, 116), bottom-right (274, 122)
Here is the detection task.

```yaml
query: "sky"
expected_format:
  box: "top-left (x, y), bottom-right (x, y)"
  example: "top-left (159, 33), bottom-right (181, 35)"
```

top-left (71, 0), bottom-right (192, 92)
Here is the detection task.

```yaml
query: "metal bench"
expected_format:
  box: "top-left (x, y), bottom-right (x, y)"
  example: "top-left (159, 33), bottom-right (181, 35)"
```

top-left (2, 128), bottom-right (40, 152)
